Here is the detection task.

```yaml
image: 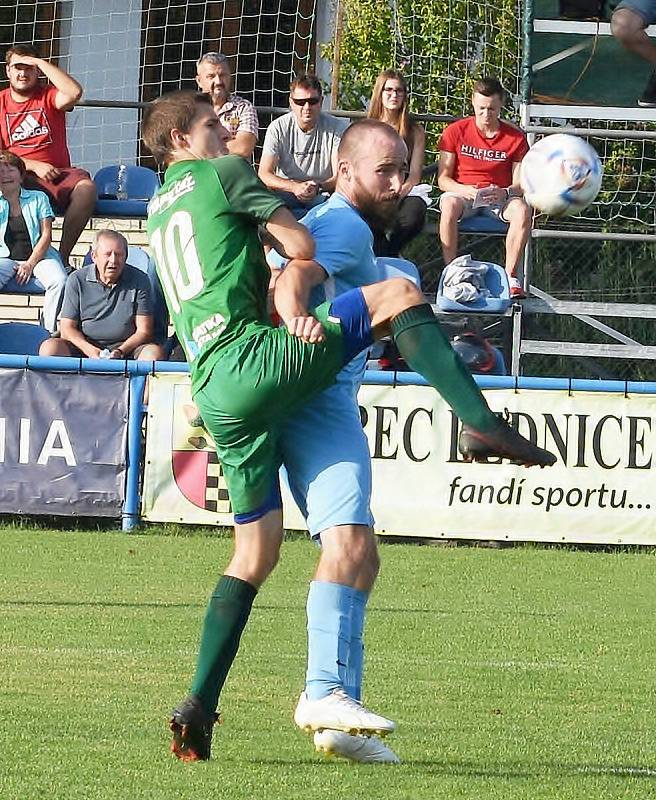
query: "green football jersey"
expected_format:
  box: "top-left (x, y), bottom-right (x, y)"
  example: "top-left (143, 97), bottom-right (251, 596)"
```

top-left (146, 155), bottom-right (284, 392)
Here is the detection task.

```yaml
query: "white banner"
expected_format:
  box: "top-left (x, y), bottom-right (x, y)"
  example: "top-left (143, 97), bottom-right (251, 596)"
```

top-left (142, 375), bottom-right (656, 544)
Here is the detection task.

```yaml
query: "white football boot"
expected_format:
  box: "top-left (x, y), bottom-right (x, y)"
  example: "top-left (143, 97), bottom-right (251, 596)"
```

top-left (314, 729), bottom-right (400, 764)
top-left (294, 689), bottom-right (396, 736)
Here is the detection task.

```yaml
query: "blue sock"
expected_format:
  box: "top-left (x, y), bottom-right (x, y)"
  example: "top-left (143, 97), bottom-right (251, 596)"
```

top-left (344, 589), bottom-right (367, 701)
top-left (305, 581), bottom-right (354, 701)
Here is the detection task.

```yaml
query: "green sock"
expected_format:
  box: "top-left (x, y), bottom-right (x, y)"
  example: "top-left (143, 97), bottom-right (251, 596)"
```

top-left (190, 575), bottom-right (257, 715)
top-left (392, 304), bottom-right (498, 432)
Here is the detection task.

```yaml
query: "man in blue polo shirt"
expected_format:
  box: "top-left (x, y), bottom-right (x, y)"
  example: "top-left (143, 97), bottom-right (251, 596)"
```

top-left (39, 228), bottom-right (166, 360)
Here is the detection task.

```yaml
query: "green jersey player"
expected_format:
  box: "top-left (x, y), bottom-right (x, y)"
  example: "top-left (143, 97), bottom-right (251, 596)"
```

top-left (142, 91), bottom-right (555, 763)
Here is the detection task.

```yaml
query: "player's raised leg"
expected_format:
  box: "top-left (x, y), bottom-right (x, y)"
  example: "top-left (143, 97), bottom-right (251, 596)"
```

top-left (361, 277), bottom-right (556, 466)
top-left (274, 121), bottom-right (556, 468)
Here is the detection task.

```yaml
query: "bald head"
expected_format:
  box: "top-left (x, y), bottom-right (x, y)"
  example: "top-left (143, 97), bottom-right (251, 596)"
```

top-left (335, 119), bottom-right (407, 228)
top-left (338, 118), bottom-right (406, 163)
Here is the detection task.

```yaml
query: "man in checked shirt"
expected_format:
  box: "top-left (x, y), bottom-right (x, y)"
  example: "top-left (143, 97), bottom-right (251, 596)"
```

top-left (195, 51), bottom-right (259, 160)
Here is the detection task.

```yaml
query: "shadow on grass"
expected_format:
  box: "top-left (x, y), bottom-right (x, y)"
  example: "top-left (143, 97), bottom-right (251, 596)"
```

top-left (405, 760), bottom-right (656, 779)
top-left (1, 599), bottom-right (203, 609)
top-left (250, 757), bottom-right (656, 779)
top-left (0, 599), bottom-right (561, 620)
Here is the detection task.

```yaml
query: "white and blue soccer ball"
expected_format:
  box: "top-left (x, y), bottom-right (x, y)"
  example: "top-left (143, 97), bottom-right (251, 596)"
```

top-left (520, 133), bottom-right (603, 217)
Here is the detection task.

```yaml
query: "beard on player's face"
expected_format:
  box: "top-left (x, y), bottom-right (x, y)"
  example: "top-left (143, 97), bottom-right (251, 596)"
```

top-left (352, 180), bottom-right (400, 229)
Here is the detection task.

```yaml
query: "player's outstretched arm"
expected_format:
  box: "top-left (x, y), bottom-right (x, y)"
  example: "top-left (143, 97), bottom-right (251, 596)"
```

top-left (264, 207), bottom-right (315, 261)
top-left (274, 258), bottom-right (327, 343)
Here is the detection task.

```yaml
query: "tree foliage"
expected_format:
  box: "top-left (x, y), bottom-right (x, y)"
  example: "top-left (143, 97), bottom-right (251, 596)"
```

top-left (331, 0), bottom-right (522, 117)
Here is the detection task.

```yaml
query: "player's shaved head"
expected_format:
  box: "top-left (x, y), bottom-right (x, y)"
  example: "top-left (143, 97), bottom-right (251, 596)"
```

top-left (338, 118), bottom-right (405, 163)
top-left (335, 118), bottom-right (407, 230)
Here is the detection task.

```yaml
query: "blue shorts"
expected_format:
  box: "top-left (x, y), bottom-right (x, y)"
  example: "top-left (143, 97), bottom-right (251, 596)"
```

top-left (280, 381), bottom-right (373, 538)
top-left (615, 0), bottom-right (656, 25)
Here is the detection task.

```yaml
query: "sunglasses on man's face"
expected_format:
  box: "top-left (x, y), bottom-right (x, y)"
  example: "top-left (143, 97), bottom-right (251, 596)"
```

top-left (291, 96), bottom-right (321, 107)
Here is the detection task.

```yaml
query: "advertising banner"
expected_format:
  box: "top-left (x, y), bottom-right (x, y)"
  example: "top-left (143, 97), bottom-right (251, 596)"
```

top-left (0, 369), bottom-right (128, 517)
top-left (142, 376), bottom-right (234, 527)
top-left (360, 383), bottom-right (656, 545)
top-left (142, 374), bottom-right (656, 544)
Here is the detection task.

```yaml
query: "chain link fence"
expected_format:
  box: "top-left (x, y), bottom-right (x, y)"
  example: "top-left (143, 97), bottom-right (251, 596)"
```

top-left (406, 227), bottom-right (656, 381)
top-left (524, 236), bottom-right (656, 381)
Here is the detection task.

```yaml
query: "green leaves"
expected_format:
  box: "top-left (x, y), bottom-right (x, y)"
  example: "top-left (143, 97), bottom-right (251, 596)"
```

top-left (331, 0), bottom-right (522, 157)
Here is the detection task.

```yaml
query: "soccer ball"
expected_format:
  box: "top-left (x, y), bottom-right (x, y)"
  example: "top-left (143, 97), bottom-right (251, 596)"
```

top-left (520, 134), bottom-right (603, 216)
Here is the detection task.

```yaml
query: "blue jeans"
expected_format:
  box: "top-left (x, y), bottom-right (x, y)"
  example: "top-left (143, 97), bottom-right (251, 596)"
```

top-left (0, 256), bottom-right (67, 332)
top-left (274, 190), bottom-right (329, 220)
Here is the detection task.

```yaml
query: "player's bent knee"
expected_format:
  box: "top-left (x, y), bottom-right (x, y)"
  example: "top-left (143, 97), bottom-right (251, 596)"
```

top-left (365, 276), bottom-right (423, 323)
top-left (229, 542), bottom-right (281, 586)
top-left (611, 10), bottom-right (642, 41)
top-left (395, 276), bottom-right (424, 306)
top-left (322, 526), bottom-right (378, 571)
top-left (367, 545), bottom-right (381, 579)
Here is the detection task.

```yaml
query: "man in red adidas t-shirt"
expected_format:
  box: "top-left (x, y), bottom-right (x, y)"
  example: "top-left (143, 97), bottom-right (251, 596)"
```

top-left (0, 44), bottom-right (96, 267)
top-left (437, 77), bottom-right (531, 298)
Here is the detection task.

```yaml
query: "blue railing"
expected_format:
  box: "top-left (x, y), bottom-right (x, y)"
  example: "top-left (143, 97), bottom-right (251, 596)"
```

top-left (2, 354), bottom-right (655, 531)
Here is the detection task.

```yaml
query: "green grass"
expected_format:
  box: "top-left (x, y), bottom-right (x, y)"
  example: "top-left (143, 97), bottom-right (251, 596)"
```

top-left (2, 527), bottom-right (656, 799)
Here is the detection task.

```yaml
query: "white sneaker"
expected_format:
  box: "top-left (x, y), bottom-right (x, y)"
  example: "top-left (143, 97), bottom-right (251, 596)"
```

top-left (314, 729), bottom-right (400, 764)
top-left (294, 689), bottom-right (396, 736)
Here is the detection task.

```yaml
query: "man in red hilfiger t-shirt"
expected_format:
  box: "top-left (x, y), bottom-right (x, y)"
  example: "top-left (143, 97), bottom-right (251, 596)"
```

top-left (437, 76), bottom-right (531, 299)
top-left (0, 44), bottom-right (97, 267)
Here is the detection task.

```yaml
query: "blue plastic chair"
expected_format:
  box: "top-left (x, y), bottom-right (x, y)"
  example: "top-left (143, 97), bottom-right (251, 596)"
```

top-left (0, 321), bottom-right (49, 355)
top-left (459, 215), bottom-right (509, 235)
top-left (437, 260), bottom-right (511, 313)
top-left (93, 165), bottom-right (160, 217)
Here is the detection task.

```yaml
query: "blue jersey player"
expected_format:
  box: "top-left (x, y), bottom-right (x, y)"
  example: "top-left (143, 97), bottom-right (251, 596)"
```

top-left (271, 185), bottom-right (420, 764)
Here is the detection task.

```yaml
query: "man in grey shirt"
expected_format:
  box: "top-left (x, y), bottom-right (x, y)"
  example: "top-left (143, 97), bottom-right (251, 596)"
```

top-left (39, 229), bottom-right (166, 360)
top-left (259, 73), bottom-right (348, 218)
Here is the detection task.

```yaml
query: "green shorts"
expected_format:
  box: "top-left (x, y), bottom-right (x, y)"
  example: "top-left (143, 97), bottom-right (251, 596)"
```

top-left (194, 301), bottom-right (345, 516)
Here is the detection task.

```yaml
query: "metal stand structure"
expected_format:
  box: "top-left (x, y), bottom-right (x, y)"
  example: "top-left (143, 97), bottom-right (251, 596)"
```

top-left (514, 1), bottom-right (656, 377)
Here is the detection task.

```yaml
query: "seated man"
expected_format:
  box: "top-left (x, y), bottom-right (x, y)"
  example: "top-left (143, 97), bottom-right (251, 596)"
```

top-left (437, 76), bottom-right (531, 299)
top-left (39, 229), bottom-right (166, 360)
top-left (258, 72), bottom-right (348, 217)
top-left (611, 0), bottom-right (656, 107)
top-left (195, 52), bottom-right (258, 159)
top-left (0, 44), bottom-right (97, 267)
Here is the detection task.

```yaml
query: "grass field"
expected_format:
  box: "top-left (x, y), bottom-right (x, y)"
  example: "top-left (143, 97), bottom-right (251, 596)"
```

top-left (2, 526), bottom-right (656, 800)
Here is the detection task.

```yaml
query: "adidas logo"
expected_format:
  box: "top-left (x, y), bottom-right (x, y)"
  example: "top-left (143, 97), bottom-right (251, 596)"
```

top-left (11, 113), bottom-right (48, 143)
